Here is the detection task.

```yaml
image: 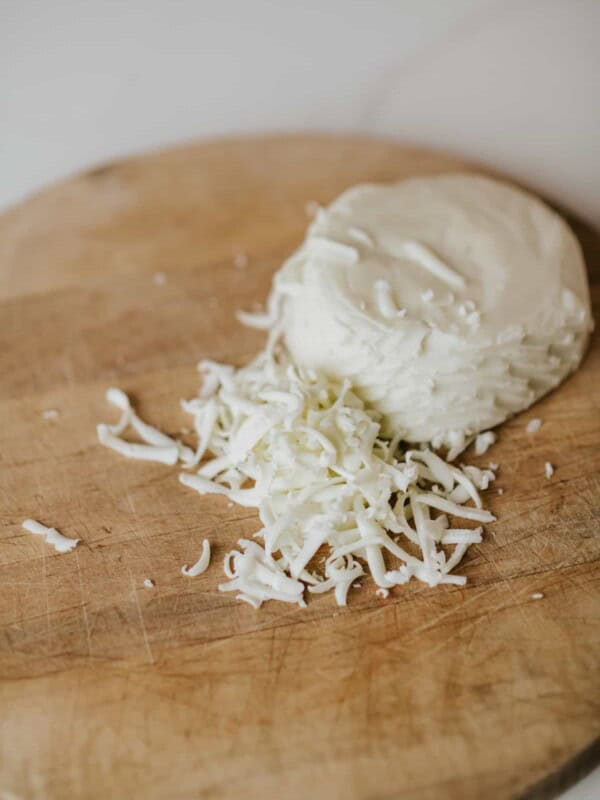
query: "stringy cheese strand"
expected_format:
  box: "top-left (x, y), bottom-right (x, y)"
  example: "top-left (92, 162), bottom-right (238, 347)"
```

top-left (97, 425), bottom-right (179, 465)
top-left (181, 539), bottom-right (211, 577)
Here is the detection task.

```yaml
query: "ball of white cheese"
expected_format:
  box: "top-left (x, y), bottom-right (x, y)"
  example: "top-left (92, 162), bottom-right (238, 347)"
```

top-left (275, 174), bottom-right (593, 449)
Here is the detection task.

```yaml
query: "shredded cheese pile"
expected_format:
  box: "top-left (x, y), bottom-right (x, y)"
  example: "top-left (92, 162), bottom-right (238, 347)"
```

top-left (98, 345), bottom-right (496, 609)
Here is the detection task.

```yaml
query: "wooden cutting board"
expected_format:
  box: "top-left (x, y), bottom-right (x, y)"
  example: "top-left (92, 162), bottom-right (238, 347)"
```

top-left (0, 135), bottom-right (598, 800)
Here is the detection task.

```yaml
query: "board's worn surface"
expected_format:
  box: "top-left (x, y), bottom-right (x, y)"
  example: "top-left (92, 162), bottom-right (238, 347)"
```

top-left (0, 135), bottom-right (599, 800)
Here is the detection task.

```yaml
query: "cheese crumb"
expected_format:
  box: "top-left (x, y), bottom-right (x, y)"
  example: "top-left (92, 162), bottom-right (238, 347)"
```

top-left (376, 588), bottom-right (389, 599)
top-left (42, 408), bottom-right (59, 420)
top-left (530, 592), bottom-right (544, 600)
top-left (22, 519), bottom-right (80, 553)
top-left (526, 418), bottom-right (542, 433)
top-left (474, 431), bottom-right (496, 456)
top-left (143, 578), bottom-right (155, 588)
top-left (544, 461), bottom-right (554, 479)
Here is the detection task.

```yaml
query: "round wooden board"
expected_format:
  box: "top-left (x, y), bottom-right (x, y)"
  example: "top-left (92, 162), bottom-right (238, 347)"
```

top-left (0, 135), bottom-right (598, 800)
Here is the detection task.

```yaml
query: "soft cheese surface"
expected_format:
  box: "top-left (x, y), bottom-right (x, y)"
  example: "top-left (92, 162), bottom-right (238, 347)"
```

top-left (276, 174), bottom-right (592, 446)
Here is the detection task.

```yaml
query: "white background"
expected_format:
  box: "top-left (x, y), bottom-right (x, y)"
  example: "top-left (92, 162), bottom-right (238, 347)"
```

top-left (2, 0), bottom-right (598, 795)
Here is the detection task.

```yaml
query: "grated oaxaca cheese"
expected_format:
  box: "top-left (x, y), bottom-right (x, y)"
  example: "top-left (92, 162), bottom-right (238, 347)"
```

top-left (22, 519), bottom-right (80, 553)
top-left (181, 539), bottom-right (211, 577)
top-left (97, 344), bottom-right (497, 609)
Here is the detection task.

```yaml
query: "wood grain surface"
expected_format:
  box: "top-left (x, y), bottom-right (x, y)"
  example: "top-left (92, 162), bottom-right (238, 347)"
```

top-left (0, 134), bottom-right (598, 800)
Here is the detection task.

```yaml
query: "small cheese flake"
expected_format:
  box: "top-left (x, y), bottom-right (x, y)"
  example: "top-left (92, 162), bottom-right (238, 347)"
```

top-left (526, 418), bottom-right (542, 433)
top-left (497, 488), bottom-right (504, 495)
top-left (22, 519), bottom-right (80, 553)
top-left (474, 431), bottom-right (496, 456)
top-left (530, 592), bottom-right (544, 600)
top-left (488, 462), bottom-right (498, 471)
top-left (376, 588), bottom-right (389, 599)
top-left (143, 578), bottom-right (155, 588)
top-left (153, 271), bottom-right (167, 286)
top-left (42, 408), bottom-right (59, 420)
top-left (181, 539), bottom-right (211, 577)
top-left (544, 461), bottom-right (554, 479)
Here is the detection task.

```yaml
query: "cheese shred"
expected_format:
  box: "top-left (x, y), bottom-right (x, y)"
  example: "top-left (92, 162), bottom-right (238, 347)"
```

top-left (181, 539), bottom-right (211, 577)
top-left (22, 519), bottom-right (80, 553)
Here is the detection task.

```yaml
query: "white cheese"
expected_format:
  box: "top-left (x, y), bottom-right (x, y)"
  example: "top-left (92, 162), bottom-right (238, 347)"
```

top-left (181, 539), bottom-right (211, 577)
top-left (22, 519), bottom-right (79, 553)
top-left (92, 176), bottom-right (596, 613)
top-left (143, 578), bottom-right (155, 588)
top-left (97, 387), bottom-right (193, 465)
top-left (274, 175), bottom-right (592, 445)
top-left (544, 462), bottom-right (554, 479)
top-left (526, 418), bottom-right (542, 433)
top-left (96, 345), bottom-right (498, 607)
top-left (219, 540), bottom-right (306, 608)
top-left (175, 349), bottom-right (497, 605)
top-left (97, 425), bottom-right (180, 464)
